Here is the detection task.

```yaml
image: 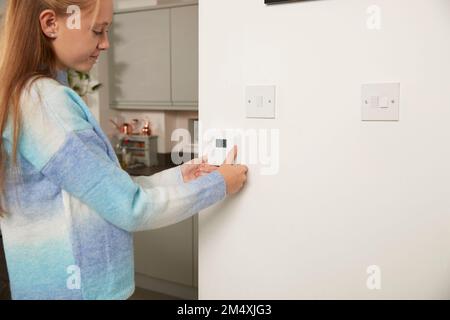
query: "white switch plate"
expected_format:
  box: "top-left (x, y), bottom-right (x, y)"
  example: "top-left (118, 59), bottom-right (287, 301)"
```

top-left (362, 83), bottom-right (400, 121)
top-left (246, 86), bottom-right (276, 119)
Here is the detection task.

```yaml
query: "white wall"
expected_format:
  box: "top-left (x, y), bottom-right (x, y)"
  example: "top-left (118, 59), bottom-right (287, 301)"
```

top-left (198, 0), bottom-right (450, 299)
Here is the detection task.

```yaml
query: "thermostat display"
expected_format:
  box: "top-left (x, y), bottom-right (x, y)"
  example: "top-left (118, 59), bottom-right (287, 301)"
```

top-left (216, 139), bottom-right (227, 149)
top-left (207, 135), bottom-right (235, 166)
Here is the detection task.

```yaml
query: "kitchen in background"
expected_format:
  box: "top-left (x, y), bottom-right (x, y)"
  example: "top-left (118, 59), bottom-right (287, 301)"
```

top-left (102, 0), bottom-right (201, 300)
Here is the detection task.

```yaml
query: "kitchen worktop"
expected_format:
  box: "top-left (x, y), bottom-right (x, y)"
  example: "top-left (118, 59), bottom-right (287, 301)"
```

top-left (123, 152), bottom-right (193, 177)
top-left (125, 164), bottom-right (178, 177)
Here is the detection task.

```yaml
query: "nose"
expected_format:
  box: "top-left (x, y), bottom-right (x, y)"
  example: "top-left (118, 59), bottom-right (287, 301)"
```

top-left (98, 33), bottom-right (110, 51)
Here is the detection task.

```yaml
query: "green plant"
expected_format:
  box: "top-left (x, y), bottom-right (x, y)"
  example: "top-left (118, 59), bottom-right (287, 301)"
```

top-left (67, 70), bottom-right (102, 97)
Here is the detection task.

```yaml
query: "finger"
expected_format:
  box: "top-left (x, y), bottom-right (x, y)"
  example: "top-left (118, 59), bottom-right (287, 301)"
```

top-left (201, 153), bottom-right (209, 163)
top-left (223, 145), bottom-right (238, 165)
top-left (201, 165), bottom-right (219, 173)
top-left (184, 165), bottom-right (197, 175)
top-left (239, 165), bottom-right (248, 173)
top-left (198, 170), bottom-right (213, 177)
top-left (192, 157), bottom-right (204, 165)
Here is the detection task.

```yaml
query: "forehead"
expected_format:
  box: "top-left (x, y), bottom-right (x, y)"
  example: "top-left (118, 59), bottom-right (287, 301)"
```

top-left (88, 0), bottom-right (113, 25)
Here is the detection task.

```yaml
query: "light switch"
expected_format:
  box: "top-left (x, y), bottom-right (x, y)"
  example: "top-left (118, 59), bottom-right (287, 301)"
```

top-left (370, 96), bottom-right (379, 108)
top-left (362, 83), bottom-right (400, 121)
top-left (379, 96), bottom-right (389, 108)
top-left (255, 96), bottom-right (263, 108)
top-left (246, 86), bottom-right (276, 119)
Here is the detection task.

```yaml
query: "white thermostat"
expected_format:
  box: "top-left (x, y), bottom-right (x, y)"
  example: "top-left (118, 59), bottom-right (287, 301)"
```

top-left (206, 134), bottom-right (236, 166)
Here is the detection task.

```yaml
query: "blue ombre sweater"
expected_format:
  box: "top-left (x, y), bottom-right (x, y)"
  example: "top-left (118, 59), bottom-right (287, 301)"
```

top-left (0, 75), bottom-right (226, 300)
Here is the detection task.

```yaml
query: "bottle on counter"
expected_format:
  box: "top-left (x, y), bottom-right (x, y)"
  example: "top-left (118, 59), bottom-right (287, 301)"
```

top-left (141, 121), bottom-right (152, 136)
top-left (121, 147), bottom-right (133, 169)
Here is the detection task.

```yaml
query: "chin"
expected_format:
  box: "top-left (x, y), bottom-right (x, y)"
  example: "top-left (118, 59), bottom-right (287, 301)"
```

top-left (78, 66), bottom-right (93, 73)
top-left (73, 63), bottom-right (94, 73)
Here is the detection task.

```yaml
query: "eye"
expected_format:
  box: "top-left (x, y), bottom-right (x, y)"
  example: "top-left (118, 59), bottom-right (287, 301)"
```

top-left (92, 30), bottom-right (103, 36)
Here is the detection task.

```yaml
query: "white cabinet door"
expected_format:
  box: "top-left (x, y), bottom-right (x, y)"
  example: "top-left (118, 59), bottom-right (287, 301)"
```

top-left (110, 9), bottom-right (172, 107)
top-left (134, 217), bottom-right (194, 287)
top-left (170, 5), bottom-right (199, 107)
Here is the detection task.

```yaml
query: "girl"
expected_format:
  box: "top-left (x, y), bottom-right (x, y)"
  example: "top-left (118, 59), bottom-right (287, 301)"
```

top-left (0, 0), bottom-right (248, 300)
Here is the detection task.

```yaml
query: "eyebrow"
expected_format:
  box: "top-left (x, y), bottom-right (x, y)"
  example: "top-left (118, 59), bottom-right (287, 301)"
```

top-left (94, 21), bottom-right (112, 27)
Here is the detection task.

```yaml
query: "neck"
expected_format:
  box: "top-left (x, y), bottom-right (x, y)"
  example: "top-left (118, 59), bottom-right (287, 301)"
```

top-left (56, 69), bottom-right (69, 86)
top-left (55, 58), bottom-right (68, 73)
top-left (56, 66), bottom-right (68, 73)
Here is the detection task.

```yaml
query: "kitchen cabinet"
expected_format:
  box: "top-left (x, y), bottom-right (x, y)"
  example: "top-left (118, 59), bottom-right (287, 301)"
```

top-left (109, 8), bottom-right (172, 108)
top-left (134, 218), bottom-right (194, 287)
top-left (170, 5), bottom-right (199, 108)
top-left (109, 4), bottom-right (199, 111)
top-left (130, 158), bottom-right (198, 297)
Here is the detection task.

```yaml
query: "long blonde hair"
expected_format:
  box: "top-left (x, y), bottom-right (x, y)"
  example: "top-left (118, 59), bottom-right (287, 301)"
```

top-left (0, 0), bottom-right (96, 216)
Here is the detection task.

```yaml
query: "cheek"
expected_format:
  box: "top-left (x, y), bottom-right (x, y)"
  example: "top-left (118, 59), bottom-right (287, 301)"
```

top-left (44, 9), bottom-right (102, 73)
top-left (74, 30), bottom-right (98, 52)
top-left (74, 41), bottom-right (97, 59)
top-left (52, 28), bottom-right (99, 70)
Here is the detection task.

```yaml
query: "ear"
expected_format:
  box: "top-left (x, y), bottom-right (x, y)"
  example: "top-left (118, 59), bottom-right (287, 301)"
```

top-left (40, 9), bottom-right (59, 39)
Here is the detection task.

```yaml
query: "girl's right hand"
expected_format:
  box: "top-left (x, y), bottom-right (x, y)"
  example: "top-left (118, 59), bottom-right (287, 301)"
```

top-left (217, 145), bottom-right (248, 196)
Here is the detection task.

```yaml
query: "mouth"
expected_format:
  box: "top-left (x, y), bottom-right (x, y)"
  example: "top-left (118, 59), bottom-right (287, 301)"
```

top-left (89, 55), bottom-right (99, 62)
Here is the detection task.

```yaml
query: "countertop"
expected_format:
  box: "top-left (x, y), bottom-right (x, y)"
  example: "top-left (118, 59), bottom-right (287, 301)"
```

top-left (123, 152), bottom-right (190, 177)
top-left (125, 164), bottom-right (178, 177)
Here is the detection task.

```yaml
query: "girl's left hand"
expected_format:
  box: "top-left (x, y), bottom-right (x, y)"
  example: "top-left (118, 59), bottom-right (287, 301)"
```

top-left (180, 155), bottom-right (219, 183)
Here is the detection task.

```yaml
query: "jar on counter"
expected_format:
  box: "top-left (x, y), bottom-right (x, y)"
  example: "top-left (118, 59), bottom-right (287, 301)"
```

top-left (121, 147), bottom-right (133, 169)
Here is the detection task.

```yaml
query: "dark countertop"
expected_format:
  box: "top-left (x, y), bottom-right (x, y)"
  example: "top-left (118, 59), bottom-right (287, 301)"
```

top-left (125, 164), bottom-right (178, 177)
top-left (124, 152), bottom-right (195, 177)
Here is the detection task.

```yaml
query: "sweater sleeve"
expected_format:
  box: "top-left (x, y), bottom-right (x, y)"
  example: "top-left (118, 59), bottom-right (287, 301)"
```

top-left (17, 81), bottom-right (227, 232)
